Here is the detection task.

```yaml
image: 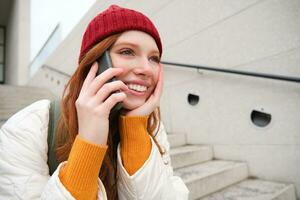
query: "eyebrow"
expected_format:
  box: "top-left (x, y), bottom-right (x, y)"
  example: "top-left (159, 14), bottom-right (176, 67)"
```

top-left (113, 42), bottom-right (160, 55)
top-left (113, 42), bottom-right (139, 49)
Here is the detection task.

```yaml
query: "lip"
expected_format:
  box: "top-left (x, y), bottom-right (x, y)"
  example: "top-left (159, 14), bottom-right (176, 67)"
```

top-left (124, 80), bottom-right (151, 88)
top-left (126, 88), bottom-right (147, 96)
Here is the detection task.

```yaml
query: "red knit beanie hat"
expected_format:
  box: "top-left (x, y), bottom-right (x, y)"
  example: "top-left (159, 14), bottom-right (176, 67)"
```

top-left (79, 5), bottom-right (162, 63)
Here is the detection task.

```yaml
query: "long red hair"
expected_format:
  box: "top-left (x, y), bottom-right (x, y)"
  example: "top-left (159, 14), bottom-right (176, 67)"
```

top-left (55, 33), bottom-right (164, 199)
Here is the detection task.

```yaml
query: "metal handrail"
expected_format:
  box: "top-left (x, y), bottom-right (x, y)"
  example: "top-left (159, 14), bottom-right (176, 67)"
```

top-left (161, 61), bottom-right (300, 83)
top-left (43, 60), bottom-right (300, 83)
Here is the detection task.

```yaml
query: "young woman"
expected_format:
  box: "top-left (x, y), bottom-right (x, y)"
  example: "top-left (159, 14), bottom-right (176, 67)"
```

top-left (0, 5), bottom-right (189, 200)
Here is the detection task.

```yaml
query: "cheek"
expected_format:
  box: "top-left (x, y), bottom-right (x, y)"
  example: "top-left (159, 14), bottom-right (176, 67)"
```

top-left (111, 58), bottom-right (131, 78)
top-left (116, 69), bottom-right (129, 81)
top-left (111, 53), bottom-right (128, 70)
top-left (153, 68), bottom-right (160, 85)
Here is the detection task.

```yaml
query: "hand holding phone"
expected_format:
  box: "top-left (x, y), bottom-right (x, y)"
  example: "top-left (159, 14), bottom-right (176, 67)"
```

top-left (97, 50), bottom-right (123, 113)
top-left (76, 61), bottom-right (127, 145)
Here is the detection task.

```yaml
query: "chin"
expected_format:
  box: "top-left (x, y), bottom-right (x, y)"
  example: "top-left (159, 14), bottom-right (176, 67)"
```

top-left (122, 98), bottom-right (145, 110)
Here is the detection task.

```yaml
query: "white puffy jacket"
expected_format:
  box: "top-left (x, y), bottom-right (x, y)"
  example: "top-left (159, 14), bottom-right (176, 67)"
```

top-left (0, 100), bottom-right (189, 199)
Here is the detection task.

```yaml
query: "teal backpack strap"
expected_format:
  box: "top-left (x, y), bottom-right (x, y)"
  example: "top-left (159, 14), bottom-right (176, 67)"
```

top-left (47, 99), bottom-right (61, 175)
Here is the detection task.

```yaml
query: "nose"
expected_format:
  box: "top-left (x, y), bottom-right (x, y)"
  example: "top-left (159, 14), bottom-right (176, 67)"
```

top-left (133, 57), bottom-right (154, 78)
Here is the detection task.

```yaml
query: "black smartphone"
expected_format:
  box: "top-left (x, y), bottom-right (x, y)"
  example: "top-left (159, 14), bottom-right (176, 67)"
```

top-left (97, 50), bottom-right (116, 81)
top-left (97, 50), bottom-right (123, 112)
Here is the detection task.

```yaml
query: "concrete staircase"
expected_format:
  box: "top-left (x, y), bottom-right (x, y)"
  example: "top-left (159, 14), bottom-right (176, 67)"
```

top-left (168, 134), bottom-right (297, 200)
top-left (0, 84), bottom-right (55, 127)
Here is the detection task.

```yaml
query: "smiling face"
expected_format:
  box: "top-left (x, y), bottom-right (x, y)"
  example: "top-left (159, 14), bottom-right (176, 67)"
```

top-left (109, 30), bottom-right (161, 110)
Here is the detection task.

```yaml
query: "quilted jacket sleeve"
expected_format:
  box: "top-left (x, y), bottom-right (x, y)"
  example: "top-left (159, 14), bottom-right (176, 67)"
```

top-left (41, 162), bottom-right (107, 200)
top-left (117, 122), bottom-right (189, 200)
top-left (0, 100), bottom-right (107, 200)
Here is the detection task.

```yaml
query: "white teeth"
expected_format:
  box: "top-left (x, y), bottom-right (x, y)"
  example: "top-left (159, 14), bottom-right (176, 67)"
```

top-left (128, 84), bottom-right (147, 92)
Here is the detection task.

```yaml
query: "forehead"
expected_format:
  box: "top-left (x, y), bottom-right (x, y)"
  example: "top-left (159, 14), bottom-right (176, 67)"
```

top-left (113, 30), bottom-right (159, 52)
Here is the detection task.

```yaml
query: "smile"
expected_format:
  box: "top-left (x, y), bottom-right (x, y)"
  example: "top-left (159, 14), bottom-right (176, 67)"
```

top-left (127, 84), bottom-right (148, 92)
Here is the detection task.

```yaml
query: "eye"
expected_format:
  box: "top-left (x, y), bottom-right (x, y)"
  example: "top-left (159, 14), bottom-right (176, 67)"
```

top-left (119, 48), bottom-right (134, 56)
top-left (149, 55), bottom-right (160, 63)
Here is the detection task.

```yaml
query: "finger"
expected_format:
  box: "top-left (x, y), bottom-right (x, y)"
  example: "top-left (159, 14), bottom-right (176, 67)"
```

top-left (142, 65), bottom-right (163, 108)
top-left (87, 67), bottom-right (124, 96)
top-left (103, 92), bottom-right (126, 111)
top-left (94, 80), bottom-right (128, 103)
top-left (153, 64), bottom-right (164, 98)
top-left (81, 62), bottom-right (98, 93)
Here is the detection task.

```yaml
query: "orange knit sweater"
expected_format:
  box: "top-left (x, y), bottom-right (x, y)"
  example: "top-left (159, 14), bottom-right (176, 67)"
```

top-left (59, 115), bottom-right (152, 200)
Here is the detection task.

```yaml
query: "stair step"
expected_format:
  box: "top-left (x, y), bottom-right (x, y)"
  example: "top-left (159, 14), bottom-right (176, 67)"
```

top-left (0, 85), bottom-right (55, 120)
top-left (167, 134), bottom-right (186, 147)
top-left (170, 145), bottom-right (213, 169)
top-left (198, 179), bottom-right (296, 200)
top-left (174, 160), bottom-right (248, 200)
